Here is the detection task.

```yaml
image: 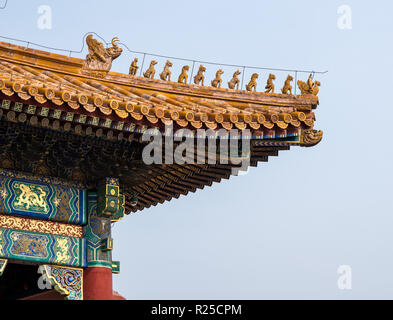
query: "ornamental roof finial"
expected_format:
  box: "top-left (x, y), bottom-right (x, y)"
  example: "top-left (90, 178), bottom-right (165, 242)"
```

top-left (82, 35), bottom-right (123, 78)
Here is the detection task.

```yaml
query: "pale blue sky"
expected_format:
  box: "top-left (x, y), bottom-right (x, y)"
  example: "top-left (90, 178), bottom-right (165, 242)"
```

top-left (1, 0), bottom-right (393, 299)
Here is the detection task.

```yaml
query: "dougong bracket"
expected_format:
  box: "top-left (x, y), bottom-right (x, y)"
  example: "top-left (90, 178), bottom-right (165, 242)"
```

top-left (96, 177), bottom-right (125, 222)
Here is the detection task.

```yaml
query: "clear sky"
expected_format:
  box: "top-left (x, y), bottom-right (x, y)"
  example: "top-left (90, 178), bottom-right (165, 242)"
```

top-left (1, 0), bottom-right (392, 299)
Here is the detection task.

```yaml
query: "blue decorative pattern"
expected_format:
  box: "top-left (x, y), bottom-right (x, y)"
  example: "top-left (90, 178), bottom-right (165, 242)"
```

top-left (0, 227), bottom-right (86, 267)
top-left (0, 173), bottom-right (86, 225)
top-left (83, 193), bottom-right (113, 268)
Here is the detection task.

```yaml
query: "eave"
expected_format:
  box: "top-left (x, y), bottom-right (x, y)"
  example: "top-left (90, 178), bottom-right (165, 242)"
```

top-left (0, 40), bottom-right (323, 212)
top-left (0, 41), bottom-right (319, 135)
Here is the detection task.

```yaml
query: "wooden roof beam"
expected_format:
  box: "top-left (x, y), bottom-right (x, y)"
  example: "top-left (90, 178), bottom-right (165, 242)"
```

top-left (139, 192), bottom-right (162, 205)
top-left (193, 173), bottom-right (221, 183)
top-left (185, 177), bottom-right (213, 187)
top-left (161, 185), bottom-right (189, 196)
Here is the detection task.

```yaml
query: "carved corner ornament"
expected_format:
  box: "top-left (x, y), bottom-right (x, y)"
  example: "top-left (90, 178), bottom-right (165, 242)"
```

top-left (40, 264), bottom-right (83, 300)
top-left (82, 35), bottom-right (123, 78)
top-left (300, 129), bottom-right (323, 147)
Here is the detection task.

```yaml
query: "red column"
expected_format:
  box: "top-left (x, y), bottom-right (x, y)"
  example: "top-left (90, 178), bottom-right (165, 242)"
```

top-left (83, 267), bottom-right (113, 300)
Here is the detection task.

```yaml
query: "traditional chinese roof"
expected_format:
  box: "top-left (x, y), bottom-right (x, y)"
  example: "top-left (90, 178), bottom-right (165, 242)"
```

top-left (0, 41), bottom-right (320, 132)
top-left (0, 40), bottom-right (323, 213)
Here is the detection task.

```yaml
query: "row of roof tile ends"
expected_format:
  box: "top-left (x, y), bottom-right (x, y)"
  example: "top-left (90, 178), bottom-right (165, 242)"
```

top-left (0, 75), bottom-right (316, 132)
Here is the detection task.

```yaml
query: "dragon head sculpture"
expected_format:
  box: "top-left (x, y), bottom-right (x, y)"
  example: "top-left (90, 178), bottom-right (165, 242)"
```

top-left (83, 35), bottom-right (123, 77)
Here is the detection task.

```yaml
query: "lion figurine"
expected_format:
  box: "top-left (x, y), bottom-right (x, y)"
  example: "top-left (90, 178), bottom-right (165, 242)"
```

top-left (193, 65), bottom-right (206, 86)
top-left (246, 73), bottom-right (258, 92)
top-left (129, 58), bottom-right (139, 76)
top-left (228, 70), bottom-right (241, 90)
top-left (281, 75), bottom-right (294, 95)
top-left (159, 60), bottom-right (173, 81)
top-left (211, 69), bottom-right (224, 88)
top-left (265, 73), bottom-right (276, 93)
top-left (178, 65), bottom-right (190, 84)
top-left (297, 74), bottom-right (321, 96)
top-left (143, 60), bottom-right (157, 79)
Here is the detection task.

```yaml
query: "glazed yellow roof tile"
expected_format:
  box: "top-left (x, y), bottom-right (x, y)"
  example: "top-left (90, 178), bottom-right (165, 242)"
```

top-left (0, 41), bottom-right (318, 132)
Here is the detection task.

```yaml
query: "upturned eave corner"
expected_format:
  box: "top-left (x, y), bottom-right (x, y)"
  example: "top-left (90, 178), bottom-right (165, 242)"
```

top-left (300, 129), bottom-right (323, 147)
